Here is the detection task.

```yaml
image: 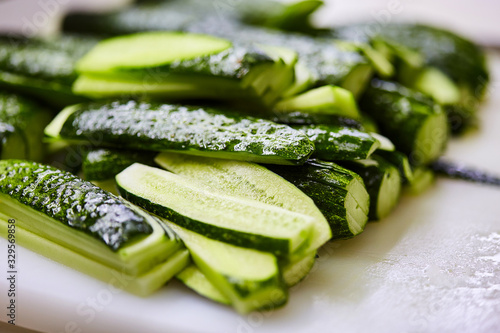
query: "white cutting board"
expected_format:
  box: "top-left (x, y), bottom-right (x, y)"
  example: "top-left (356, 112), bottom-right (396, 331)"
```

top-left (1, 9), bottom-right (500, 333)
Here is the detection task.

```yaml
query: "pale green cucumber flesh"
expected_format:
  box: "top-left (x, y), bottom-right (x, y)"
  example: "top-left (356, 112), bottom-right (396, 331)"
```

top-left (155, 152), bottom-right (331, 253)
top-left (116, 163), bottom-right (313, 256)
top-left (0, 194), bottom-right (180, 276)
top-left (412, 111), bottom-right (448, 165)
top-left (376, 164), bottom-right (402, 219)
top-left (165, 222), bottom-right (287, 314)
top-left (177, 265), bottom-right (231, 305)
top-left (0, 216), bottom-right (190, 296)
top-left (77, 32), bottom-right (232, 73)
top-left (274, 85), bottom-right (360, 119)
top-left (340, 63), bottom-right (373, 99)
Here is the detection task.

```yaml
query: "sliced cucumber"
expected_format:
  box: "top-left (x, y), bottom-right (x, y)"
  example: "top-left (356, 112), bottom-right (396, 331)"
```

top-left (0, 216), bottom-right (190, 296)
top-left (274, 85), bottom-right (361, 120)
top-left (177, 265), bottom-right (231, 305)
top-left (268, 160), bottom-right (370, 239)
top-left (45, 101), bottom-right (314, 165)
top-left (376, 150), bottom-right (414, 184)
top-left (360, 79), bottom-right (448, 165)
top-left (176, 250), bottom-right (316, 305)
top-left (116, 163), bottom-right (314, 256)
top-left (155, 152), bottom-right (331, 253)
top-left (341, 156), bottom-right (402, 220)
top-left (295, 124), bottom-right (380, 160)
top-left (77, 32), bottom-right (232, 73)
top-left (0, 160), bottom-right (181, 276)
top-left (165, 222), bottom-right (287, 314)
top-left (406, 167), bottom-right (435, 195)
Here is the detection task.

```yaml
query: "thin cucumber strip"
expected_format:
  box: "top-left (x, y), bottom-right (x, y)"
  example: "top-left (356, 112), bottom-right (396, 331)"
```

top-left (116, 163), bottom-right (314, 256)
top-left (360, 79), bottom-right (448, 165)
top-left (295, 124), bottom-right (380, 160)
top-left (341, 156), bottom-right (402, 221)
top-left (165, 221), bottom-right (287, 314)
top-left (0, 160), bottom-right (181, 275)
top-left (371, 132), bottom-right (395, 152)
top-left (274, 85), bottom-right (361, 120)
top-left (76, 32), bottom-right (232, 73)
top-left (177, 250), bottom-right (316, 306)
top-left (74, 32), bottom-right (296, 105)
top-left (0, 217), bottom-right (189, 296)
top-left (45, 101), bottom-right (314, 165)
top-left (267, 160), bottom-right (370, 239)
top-left (155, 153), bottom-right (331, 253)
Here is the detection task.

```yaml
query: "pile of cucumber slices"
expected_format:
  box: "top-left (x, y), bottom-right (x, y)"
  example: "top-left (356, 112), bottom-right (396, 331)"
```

top-left (0, 0), bottom-right (492, 313)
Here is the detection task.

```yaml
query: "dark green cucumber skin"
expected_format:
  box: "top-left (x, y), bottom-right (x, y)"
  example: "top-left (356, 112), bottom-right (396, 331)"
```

top-left (57, 101), bottom-right (314, 165)
top-left (340, 155), bottom-right (396, 221)
top-left (296, 124), bottom-right (377, 161)
top-left (330, 23), bottom-right (489, 132)
top-left (114, 43), bottom-right (273, 80)
top-left (0, 92), bottom-right (52, 160)
top-left (359, 79), bottom-right (446, 163)
top-left (0, 34), bottom-right (97, 106)
top-left (62, 2), bottom-right (369, 87)
top-left (0, 160), bottom-right (153, 251)
top-left (83, 148), bottom-right (157, 181)
top-left (117, 184), bottom-right (290, 256)
top-left (267, 160), bottom-right (364, 239)
top-left (269, 111), bottom-right (363, 129)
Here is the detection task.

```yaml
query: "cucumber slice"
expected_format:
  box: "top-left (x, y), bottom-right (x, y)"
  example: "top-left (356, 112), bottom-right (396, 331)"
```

top-left (0, 216), bottom-right (190, 296)
top-left (406, 167), bottom-right (435, 195)
top-left (176, 250), bottom-right (316, 306)
top-left (268, 160), bottom-right (370, 239)
top-left (165, 222), bottom-right (287, 314)
top-left (0, 160), bottom-right (181, 276)
top-left (341, 156), bottom-right (402, 220)
top-left (154, 153), bottom-right (331, 253)
top-left (274, 85), bottom-right (361, 120)
top-left (45, 101), bottom-right (314, 165)
top-left (360, 79), bottom-right (448, 165)
top-left (76, 32), bottom-right (232, 73)
top-left (376, 150), bottom-right (414, 184)
top-left (295, 124), bottom-right (380, 160)
top-left (116, 163), bottom-right (314, 256)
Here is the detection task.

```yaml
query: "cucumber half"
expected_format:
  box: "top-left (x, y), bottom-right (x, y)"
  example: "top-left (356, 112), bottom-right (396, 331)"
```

top-left (116, 163), bottom-right (314, 256)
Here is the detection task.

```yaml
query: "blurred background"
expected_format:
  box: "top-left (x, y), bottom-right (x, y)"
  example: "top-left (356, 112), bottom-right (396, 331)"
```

top-left (0, 0), bottom-right (499, 46)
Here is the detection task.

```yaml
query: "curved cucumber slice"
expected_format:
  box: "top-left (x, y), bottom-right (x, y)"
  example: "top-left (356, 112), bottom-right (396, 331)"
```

top-left (166, 222), bottom-right (287, 314)
top-left (274, 85), bottom-right (360, 120)
top-left (45, 101), bottom-right (314, 165)
top-left (116, 163), bottom-right (314, 256)
top-left (77, 32), bottom-right (232, 73)
top-left (155, 153), bottom-right (331, 254)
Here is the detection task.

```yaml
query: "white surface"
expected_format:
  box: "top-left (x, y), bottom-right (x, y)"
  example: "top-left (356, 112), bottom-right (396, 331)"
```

top-left (0, 1), bottom-right (500, 332)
